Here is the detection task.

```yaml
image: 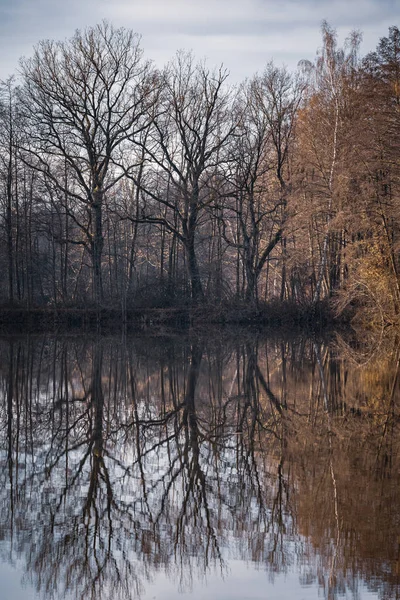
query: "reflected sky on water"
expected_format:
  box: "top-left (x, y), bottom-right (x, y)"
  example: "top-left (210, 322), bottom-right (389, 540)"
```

top-left (0, 333), bottom-right (398, 600)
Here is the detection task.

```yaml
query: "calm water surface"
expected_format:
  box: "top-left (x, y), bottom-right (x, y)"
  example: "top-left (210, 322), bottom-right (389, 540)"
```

top-left (0, 332), bottom-right (399, 600)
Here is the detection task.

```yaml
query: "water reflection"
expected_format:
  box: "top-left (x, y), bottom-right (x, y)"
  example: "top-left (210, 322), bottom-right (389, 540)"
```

top-left (0, 333), bottom-right (399, 600)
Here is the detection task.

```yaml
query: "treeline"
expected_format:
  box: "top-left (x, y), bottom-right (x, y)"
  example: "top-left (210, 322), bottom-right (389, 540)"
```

top-left (0, 21), bottom-right (399, 322)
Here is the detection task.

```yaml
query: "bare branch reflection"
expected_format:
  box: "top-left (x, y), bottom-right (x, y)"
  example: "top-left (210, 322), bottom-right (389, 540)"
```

top-left (0, 334), bottom-right (399, 599)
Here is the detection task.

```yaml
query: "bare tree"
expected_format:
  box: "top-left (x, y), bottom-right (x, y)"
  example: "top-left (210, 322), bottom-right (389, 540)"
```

top-left (19, 21), bottom-right (157, 304)
top-left (221, 64), bottom-right (302, 304)
top-left (133, 52), bottom-right (236, 303)
top-left (0, 78), bottom-right (19, 304)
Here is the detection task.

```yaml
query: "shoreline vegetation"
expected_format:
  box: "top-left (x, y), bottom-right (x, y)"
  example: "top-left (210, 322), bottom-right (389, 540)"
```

top-left (0, 299), bottom-right (343, 332)
top-left (0, 23), bottom-right (400, 330)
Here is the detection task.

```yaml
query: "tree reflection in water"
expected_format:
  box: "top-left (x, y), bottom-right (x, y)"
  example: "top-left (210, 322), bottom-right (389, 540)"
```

top-left (0, 333), bottom-right (399, 600)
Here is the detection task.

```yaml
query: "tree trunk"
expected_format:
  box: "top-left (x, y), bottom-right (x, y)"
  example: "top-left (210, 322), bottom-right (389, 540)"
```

top-left (91, 193), bottom-right (104, 305)
top-left (186, 232), bottom-right (204, 304)
top-left (6, 152), bottom-right (13, 304)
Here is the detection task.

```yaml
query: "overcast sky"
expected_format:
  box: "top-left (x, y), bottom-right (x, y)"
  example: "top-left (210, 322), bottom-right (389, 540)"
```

top-left (0, 0), bottom-right (398, 83)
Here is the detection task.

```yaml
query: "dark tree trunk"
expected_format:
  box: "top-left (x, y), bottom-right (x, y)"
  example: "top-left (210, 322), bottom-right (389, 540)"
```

top-left (186, 232), bottom-right (204, 304)
top-left (6, 157), bottom-right (13, 304)
top-left (91, 194), bottom-right (104, 305)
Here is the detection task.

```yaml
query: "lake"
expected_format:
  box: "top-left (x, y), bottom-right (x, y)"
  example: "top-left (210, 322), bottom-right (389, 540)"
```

top-left (0, 331), bottom-right (398, 600)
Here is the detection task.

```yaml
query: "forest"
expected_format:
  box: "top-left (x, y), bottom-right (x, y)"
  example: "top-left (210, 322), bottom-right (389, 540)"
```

top-left (0, 21), bottom-right (399, 327)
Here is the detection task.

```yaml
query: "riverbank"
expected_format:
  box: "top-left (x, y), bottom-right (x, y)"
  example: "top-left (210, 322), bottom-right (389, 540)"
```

top-left (0, 299), bottom-right (343, 333)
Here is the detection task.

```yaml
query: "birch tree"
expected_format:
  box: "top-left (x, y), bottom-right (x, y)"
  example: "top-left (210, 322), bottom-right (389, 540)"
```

top-left (296, 23), bottom-right (361, 304)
